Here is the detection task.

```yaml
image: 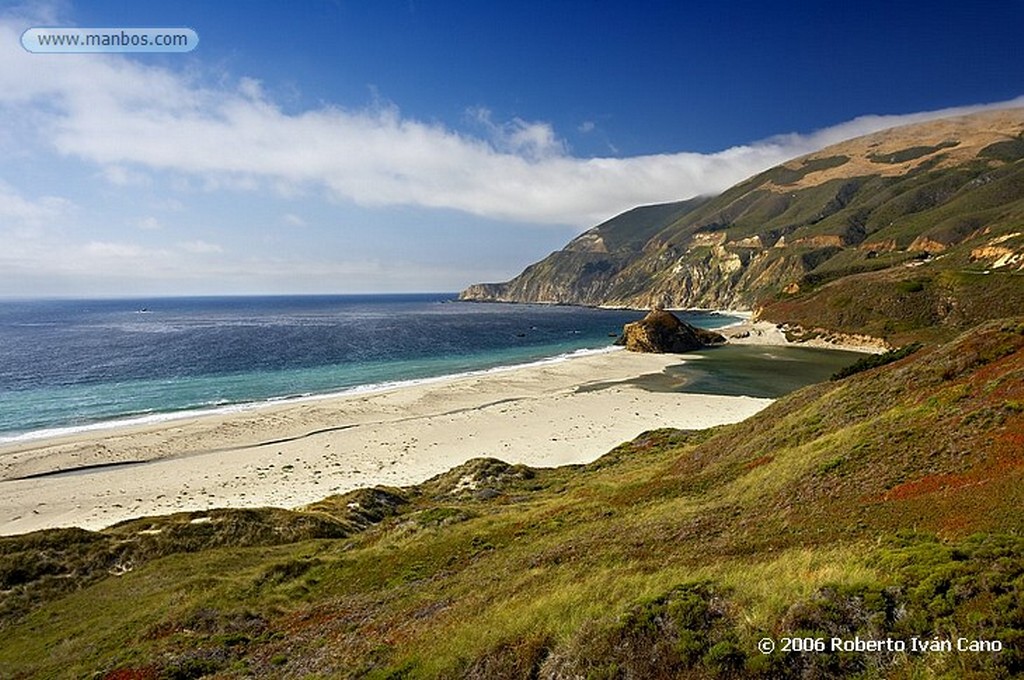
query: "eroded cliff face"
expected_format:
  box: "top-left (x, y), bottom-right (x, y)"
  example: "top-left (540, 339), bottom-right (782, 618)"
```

top-left (594, 241), bottom-right (828, 310)
top-left (461, 235), bottom-right (869, 311)
top-left (460, 109), bottom-right (1024, 339)
top-left (460, 198), bottom-right (713, 306)
top-left (459, 251), bottom-right (625, 305)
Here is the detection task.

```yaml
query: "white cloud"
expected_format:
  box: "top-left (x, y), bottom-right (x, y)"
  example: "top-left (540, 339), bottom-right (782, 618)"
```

top-left (237, 76), bottom-right (265, 100)
top-left (467, 106), bottom-right (568, 160)
top-left (84, 241), bottom-right (149, 258)
top-left (136, 216), bottom-right (162, 231)
top-left (4, 237), bottom-right (209, 287)
top-left (178, 240), bottom-right (224, 254)
top-left (1, 13), bottom-right (1022, 231)
top-left (283, 213), bottom-right (307, 227)
top-left (578, 120), bottom-right (596, 133)
top-left (102, 165), bottom-right (152, 186)
top-left (153, 198), bottom-right (185, 212)
top-left (0, 181), bottom-right (73, 224)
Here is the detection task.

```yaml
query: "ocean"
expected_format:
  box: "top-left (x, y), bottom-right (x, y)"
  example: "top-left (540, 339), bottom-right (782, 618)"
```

top-left (0, 294), bottom-right (741, 441)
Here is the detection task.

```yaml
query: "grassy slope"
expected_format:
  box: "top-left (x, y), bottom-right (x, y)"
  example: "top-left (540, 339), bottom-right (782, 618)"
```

top-left (461, 116), bottom-right (1024, 344)
top-left (1, 319), bottom-right (1022, 679)
top-left (762, 267), bottom-right (1024, 347)
top-left (606, 152), bottom-right (1024, 321)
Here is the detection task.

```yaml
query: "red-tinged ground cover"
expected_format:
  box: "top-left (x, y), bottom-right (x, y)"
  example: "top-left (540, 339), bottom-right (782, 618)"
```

top-left (884, 471), bottom-right (985, 501)
top-left (100, 669), bottom-right (158, 680)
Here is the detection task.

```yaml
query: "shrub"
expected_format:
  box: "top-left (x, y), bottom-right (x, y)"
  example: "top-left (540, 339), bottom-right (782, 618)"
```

top-left (831, 343), bottom-right (923, 380)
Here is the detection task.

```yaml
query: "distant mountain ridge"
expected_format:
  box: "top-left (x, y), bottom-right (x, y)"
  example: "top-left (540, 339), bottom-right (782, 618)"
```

top-left (461, 108), bottom-right (1024, 344)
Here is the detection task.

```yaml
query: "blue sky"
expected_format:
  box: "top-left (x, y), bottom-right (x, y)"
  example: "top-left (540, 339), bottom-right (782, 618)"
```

top-left (1, 0), bottom-right (1022, 297)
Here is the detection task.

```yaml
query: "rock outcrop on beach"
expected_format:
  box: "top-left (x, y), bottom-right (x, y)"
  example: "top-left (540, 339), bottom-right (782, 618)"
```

top-left (615, 308), bottom-right (726, 353)
top-left (461, 108), bottom-right (1024, 345)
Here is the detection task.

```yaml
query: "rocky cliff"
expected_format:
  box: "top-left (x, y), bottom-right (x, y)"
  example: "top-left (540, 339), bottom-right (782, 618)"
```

top-left (461, 109), bottom-right (1024, 343)
top-left (615, 309), bottom-right (726, 353)
top-left (459, 198), bottom-right (710, 304)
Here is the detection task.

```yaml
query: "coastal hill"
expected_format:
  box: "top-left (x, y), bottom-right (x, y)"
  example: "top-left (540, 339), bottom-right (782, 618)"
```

top-left (461, 108), bottom-right (1024, 344)
top-left (2, 111), bottom-right (1024, 678)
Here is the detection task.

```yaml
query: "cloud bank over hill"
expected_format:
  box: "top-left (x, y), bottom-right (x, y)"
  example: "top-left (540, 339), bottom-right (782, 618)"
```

top-left (2, 3), bottom-right (1023, 297)
top-left (3, 15), bottom-right (1023, 228)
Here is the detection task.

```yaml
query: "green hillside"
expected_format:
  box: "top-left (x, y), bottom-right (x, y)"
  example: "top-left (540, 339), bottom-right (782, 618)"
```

top-left (461, 109), bottom-right (1024, 345)
top-left (2, 318), bottom-right (1022, 678)
top-left (460, 197), bottom-right (709, 304)
top-left (3, 110), bottom-right (1024, 680)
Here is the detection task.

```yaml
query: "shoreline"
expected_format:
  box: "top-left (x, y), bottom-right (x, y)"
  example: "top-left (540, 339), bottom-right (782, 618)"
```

top-left (719, 318), bottom-right (888, 353)
top-left (0, 345), bottom-right (625, 447)
top-left (8, 303), bottom-right (881, 449)
top-left (0, 349), bottom-right (773, 536)
top-left (0, 310), bottom-right (749, 447)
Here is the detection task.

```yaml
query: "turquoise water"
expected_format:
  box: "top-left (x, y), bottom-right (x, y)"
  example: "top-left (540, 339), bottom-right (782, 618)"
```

top-left (0, 295), bottom-right (740, 440)
top-left (656, 344), bottom-right (865, 398)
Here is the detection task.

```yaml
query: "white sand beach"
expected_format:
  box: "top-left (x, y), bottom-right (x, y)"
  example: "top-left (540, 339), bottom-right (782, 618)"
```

top-left (0, 349), bottom-right (773, 536)
top-left (720, 318), bottom-right (889, 353)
